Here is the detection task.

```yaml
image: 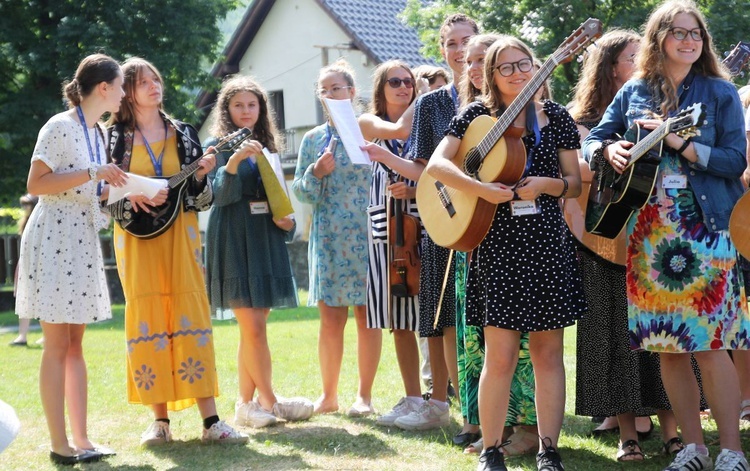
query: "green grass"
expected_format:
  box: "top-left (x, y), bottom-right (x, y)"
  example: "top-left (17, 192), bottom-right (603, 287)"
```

top-left (0, 296), bottom-right (737, 470)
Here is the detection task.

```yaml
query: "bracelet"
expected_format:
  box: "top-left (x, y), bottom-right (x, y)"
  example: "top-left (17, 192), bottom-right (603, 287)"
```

top-left (592, 139), bottom-right (616, 169)
top-left (676, 139), bottom-right (690, 155)
top-left (558, 177), bottom-right (569, 198)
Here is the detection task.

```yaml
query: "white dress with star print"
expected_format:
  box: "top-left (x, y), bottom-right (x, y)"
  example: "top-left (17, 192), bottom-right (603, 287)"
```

top-left (16, 112), bottom-right (112, 324)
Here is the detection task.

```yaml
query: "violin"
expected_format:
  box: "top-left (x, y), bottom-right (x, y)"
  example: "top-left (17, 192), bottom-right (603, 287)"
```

top-left (388, 182), bottom-right (421, 297)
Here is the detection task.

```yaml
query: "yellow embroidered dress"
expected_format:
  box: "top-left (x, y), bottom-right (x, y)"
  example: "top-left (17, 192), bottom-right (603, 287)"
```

top-left (114, 135), bottom-right (218, 411)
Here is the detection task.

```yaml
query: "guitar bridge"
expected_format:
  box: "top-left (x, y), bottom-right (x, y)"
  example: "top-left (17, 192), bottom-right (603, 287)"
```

top-left (434, 181), bottom-right (456, 217)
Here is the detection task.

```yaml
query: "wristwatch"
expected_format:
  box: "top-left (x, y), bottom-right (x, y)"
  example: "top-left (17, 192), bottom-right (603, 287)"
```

top-left (88, 166), bottom-right (99, 181)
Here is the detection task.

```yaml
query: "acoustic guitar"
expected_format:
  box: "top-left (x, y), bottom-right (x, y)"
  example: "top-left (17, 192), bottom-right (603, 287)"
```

top-left (416, 18), bottom-right (602, 251)
top-left (120, 127), bottom-right (251, 239)
top-left (730, 192), bottom-right (750, 260)
top-left (722, 41), bottom-right (750, 76)
top-left (584, 103), bottom-right (706, 238)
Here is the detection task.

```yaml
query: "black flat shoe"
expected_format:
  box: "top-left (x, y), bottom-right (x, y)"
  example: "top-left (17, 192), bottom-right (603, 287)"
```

top-left (49, 449), bottom-right (103, 466)
top-left (8, 340), bottom-right (27, 347)
top-left (589, 425), bottom-right (619, 437)
top-left (636, 417), bottom-right (654, 440)
top-left (453, 431), bottom-right (481, 447)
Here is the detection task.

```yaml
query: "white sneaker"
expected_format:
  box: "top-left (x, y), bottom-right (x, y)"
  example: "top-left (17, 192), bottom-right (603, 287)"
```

top-left (201, 420), bottom-right (249, 444)
top-left (140, 421), bottom-right (172, 446)
top-left (235, 400), bottom-right (277, 428)
top-left (393, 400), bottom-right (450, 431)
top-left (376, 397), bottom-right (423, 426)
top-left (273, 396), bottom-right (314, 421)
top-left (665, 444), bottom-right (714, 471)
top-left (715, 449), bottom-right (750, 471)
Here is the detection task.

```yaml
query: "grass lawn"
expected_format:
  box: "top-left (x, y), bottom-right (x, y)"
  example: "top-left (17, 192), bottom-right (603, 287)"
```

top-left (0, 295), bottom-right (737, 470)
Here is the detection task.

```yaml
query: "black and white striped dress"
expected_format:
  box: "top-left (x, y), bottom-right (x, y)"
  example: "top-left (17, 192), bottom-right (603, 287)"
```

top-left (366, 139), bottom-right (420, 331)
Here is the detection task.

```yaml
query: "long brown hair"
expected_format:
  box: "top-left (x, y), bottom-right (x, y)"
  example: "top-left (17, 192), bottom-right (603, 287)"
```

top-left (481, 37), bottom-right (538, 114)
top-left (211, 75), bottom-right (281, 153)
top-left (458, 34), bottom-right (506, 107)
top-left (109, 57), bottom-right (168, 127)
top-left (570, 29), bottom-right (641, 123)
top-left (369, 60), bottom-right (416, 119)
top-left (636, 0), bottom-right (727, 117)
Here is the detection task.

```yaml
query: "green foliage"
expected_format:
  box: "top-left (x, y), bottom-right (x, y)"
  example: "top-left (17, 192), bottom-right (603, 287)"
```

top-left (401, 0), bottom-right (750, 105)
top-left (0, 0), bottom-right (239, 205)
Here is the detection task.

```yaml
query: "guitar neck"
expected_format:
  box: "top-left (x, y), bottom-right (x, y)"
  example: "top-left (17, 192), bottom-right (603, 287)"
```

top-left (476, 58), bottom-right (559, 157)
top-left (626, 122), bottom-right (671, 165)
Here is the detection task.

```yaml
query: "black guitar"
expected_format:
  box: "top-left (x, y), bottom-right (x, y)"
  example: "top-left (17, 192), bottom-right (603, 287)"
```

top-left (584, 103), bottom-right (706, 238)
top-left (120, 127), bottom-right (251, 239)
top-left (723, 41), bottom-right (750, 76)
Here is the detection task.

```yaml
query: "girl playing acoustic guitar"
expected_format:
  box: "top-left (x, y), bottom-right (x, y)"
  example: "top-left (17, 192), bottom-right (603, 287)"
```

top-left (426, 36), bottom-right (586, 471)
top-left (583, 1), bottom-right (749, 469)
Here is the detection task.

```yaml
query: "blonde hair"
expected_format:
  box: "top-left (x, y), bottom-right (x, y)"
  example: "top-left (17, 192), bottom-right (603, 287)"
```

top-left (570, 29), bottom-right (641, 123)
top-left (636, 0), bottom-right (727, 117)
top-left (210, 75), bottom-right (281, 153)
top-left (482, 37), bottom-right (539, 113)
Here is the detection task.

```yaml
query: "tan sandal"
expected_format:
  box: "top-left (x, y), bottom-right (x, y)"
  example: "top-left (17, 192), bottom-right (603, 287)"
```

top-left (500, 428), bottom-right (538, 457)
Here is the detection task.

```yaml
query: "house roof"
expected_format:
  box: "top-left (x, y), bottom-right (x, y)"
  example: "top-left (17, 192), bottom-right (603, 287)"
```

top-left (194, 0), bottom-right (436, 122)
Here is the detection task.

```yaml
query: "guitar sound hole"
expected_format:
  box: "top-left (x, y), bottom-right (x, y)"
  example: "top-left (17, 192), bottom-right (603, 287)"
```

top-left (464, 148), bottom-right (482, 177)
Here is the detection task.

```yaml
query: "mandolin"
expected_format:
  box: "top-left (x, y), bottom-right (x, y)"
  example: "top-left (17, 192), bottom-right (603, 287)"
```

top-left (416, 18), bottom-right (602, 251)
top-left (119, 127), bottom-right (251, 239)
top-left (584, 103), bottom-right (705, 238)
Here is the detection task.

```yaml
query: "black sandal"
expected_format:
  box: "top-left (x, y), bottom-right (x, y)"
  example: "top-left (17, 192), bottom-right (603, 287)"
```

top-left (617, 439), bottom-right (644, 462)
top-left (662, 436), bottom-right (684, 456)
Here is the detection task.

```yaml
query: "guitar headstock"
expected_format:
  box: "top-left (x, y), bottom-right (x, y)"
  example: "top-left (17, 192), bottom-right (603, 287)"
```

top-left (553, 18), bottom-right (603, 64)
top-left (668, 103), bottom-right (706, 138)
top-left (216, 127), bottom-right (252, 153)
top-left (723, 41), bottom-right (750, 77)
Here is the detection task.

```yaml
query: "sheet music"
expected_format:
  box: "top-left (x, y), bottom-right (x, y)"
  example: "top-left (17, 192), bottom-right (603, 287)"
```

top-left (106, 173), bottom-right (168, 205)
top-left (323, 98), bottom-right (371, 165)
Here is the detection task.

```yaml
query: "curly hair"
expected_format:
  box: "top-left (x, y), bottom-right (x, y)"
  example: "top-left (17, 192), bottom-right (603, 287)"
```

top-left (210, 75), bottom-right (281, 153)
top-left (570, 29), bottom-right (641, 123)
top-left (458, 34), bottom-right (506, 107)
top-left (369, 60), bottom-right (416, 119)
top-left (481, 37), bottom-right (539, 114)
top-left (636, 0), bottom-right (727, 117)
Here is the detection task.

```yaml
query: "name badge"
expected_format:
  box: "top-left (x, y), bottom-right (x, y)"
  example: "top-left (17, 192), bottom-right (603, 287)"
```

top-left (662, 175), bottom-right (687, 189)
top-left (249, 201), bottom-right (270, 214)
top-left (510, 199), bottom-right (539, 216)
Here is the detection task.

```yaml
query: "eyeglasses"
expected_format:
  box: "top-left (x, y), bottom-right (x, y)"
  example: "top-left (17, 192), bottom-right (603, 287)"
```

top-left (614, 54), bottom-right (636, 64)
top-left (386, 77), bottom-right (415, 89)
top-left (669, 27), bottom-right (704, 42)
top-left (495, 58), bottom-right (533, 77)
top-left (317, 85), bottom-right (352, 97)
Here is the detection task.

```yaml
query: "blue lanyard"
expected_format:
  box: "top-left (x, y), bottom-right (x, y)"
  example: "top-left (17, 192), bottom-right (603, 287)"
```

top-left (136, 122), bottom-right (168, 176)
top-left (75, 106), bottom-right (102, 196)
top-left (317, 124), bottom-right (334, 157)
top-left (449, 84), bottom-right (459, 113)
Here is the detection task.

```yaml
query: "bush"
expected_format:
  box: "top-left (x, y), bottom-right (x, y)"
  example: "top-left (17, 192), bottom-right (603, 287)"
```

top-left (0, 207), bottom-right (23, 234)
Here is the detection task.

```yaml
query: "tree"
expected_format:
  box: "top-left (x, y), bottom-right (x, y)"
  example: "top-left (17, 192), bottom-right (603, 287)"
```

top-left (0, 0), bottom-right (239, 205)
top-left (402, 0), bottom-right (750, 105)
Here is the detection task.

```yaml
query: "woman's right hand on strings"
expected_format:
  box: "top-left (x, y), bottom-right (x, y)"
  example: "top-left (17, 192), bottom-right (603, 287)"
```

top-left (96, 163), bottom-right (128, 187)
top-left (605, 140), bottom-right (633, 174)
top-left (313, 150), bottom-right (335, 179)
top-left (229, 140), bottom-right (263, 164)
top-left (128, 187), bottom-right (168, 213)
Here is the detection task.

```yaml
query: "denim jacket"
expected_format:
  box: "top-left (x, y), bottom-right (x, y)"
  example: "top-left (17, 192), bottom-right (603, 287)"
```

top-left (582, 73), bottom-right (746, 231)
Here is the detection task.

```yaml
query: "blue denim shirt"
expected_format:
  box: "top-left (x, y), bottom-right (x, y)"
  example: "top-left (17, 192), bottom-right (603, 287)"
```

top-left (582, 73), bottom-right (746, 231)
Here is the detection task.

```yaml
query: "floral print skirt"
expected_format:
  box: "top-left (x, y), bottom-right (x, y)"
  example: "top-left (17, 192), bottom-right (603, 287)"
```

top-left (627, 157), bottom-right (749, 352)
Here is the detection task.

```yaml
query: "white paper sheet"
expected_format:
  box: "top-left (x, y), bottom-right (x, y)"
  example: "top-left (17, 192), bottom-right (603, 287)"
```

top-left (323, 98), bottom-right (371, 165)
top-left (107, 173), bottom-right (168, 205)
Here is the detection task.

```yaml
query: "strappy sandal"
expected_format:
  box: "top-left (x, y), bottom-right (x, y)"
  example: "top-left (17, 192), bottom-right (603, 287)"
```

top-left (464, 437), bottom-right (483, 454)
top-left (500, 427), bottom-right (538, 456)
top-left (617, 439), bottom-right (644, 462)
top-left (741, 400), bottom-right (750, 424)
top-left (662, 436), bottom-right (684, 456)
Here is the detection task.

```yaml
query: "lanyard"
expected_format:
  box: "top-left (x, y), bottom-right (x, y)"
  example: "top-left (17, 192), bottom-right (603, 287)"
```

top-left (75, 106), bottom-right (102, 196)
top-left (317, 124), bottom-right (334, 157)
top-left (449, 84), bottom-right (459, 113)
top-left (136, 121), bottom-right (168, 176)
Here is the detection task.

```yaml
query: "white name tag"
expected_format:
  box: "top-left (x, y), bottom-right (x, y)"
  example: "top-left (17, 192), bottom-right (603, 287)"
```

top-left (510, 199), bottom-right (539, 216)
top-left (249, 201), bottom-right (270, 214)
top-left (662, 175), bottom-right (687, 189)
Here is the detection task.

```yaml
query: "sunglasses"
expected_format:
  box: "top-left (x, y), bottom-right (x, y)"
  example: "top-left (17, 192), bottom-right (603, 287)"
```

top-left (669, 27), bottom-right (704, 42)
top-left (386, 77), bottom-right (415, 89)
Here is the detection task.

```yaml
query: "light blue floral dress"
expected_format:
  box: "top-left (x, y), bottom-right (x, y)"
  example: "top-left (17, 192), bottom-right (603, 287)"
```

top-left (292, 123), bottom-right (370, 307)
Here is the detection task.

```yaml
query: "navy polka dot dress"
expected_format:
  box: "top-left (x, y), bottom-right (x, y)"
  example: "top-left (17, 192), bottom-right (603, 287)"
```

top-left (450, 101), bottom-right (587, 332)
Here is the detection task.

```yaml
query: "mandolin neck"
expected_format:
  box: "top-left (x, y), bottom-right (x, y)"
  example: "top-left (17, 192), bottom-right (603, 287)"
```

top-left (166, 159), bottom-right (202, 188)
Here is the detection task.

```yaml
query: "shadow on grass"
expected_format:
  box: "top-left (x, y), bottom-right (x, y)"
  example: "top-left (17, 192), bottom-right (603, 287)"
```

top-left (252, 425), bottom-right (395, 459)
